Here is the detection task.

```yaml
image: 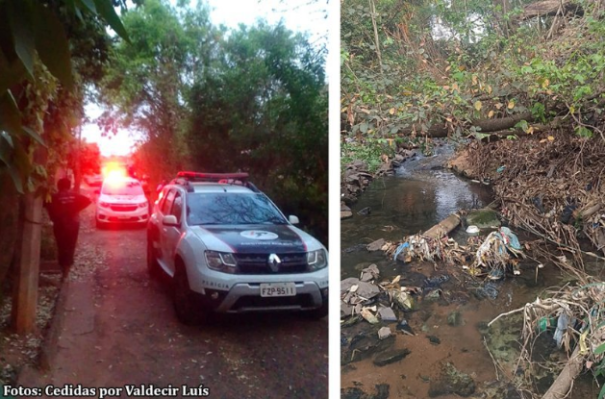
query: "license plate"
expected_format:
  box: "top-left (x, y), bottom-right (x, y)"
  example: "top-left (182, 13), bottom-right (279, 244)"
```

top-left (260, 283), bottom-right (296, 297)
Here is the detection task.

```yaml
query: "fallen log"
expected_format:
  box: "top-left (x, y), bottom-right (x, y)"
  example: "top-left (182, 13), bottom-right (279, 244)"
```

top-left (423, 213), bottom-right (461, 240)
top-left (542, 346), bottom-right (583, 399)
top-left (520, 1), bottom-right (582, 21)
top-left (396, 112), bottom-right (533, 138)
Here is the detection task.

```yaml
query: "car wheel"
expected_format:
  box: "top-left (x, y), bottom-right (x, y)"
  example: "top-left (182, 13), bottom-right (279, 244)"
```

top-left (173, 266), bottom-right (206, 325)
top-left (95, 219), bottom-right (104, 229)
top-left (304, 300), bottom-right (328, 320)
top-left (146, 239), bottom-right (161, 278)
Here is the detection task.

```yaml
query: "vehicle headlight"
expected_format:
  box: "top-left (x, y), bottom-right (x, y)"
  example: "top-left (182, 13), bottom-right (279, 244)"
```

top-left (137, 202), bottom-right (147, 208)
top-left (307, 249), bottom-right (327, 271)
top-left (99, 201), bottom-right (110, 208)
top-left (205, 251), bottom-right (238, 274)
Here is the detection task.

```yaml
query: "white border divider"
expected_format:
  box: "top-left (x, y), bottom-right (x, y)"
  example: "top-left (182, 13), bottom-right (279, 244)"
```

top-left (328, 0), bottom-right (341, 397)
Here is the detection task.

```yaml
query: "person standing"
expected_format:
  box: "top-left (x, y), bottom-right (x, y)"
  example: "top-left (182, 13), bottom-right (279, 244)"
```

top-left (44, 178), bottom-right (91, 279)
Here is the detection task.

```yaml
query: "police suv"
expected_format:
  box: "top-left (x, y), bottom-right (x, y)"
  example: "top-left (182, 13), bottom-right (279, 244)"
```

top-left (147, 172), bottom-right (329, 324)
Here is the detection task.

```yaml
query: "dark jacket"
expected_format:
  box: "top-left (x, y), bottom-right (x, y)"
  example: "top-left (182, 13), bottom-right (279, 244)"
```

top-left (45, 190), bottom-right (91, 226)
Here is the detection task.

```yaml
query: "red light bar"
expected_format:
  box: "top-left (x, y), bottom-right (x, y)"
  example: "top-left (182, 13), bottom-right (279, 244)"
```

top-left (176, 171), bottom-right (249, 180)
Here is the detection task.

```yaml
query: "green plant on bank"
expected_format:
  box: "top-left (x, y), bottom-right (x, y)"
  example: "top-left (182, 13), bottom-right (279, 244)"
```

top-left (342, 0), bottom-right (605, 145)
top-left (595, 336), bottom-right (605, 399)
top-left (0, 0), bottom-right (129, 194)
top-left (341, 138), bottom-right (394, 174)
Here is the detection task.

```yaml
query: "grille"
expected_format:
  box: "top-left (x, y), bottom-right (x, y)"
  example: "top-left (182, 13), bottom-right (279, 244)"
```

top-left (110, 204), bottom-right (137, 212)
top-left (234, 253), bottom-right (309, 274)
top-left (232, 294), bottom-right (314, 310)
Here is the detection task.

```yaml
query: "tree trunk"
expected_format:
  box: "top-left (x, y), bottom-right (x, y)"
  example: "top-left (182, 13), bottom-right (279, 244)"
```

top-left (11, 193), bottom-right (42, 334)
top-left (542, 346), bottom-right (583, 399)
top-left (398, 112), bottom-right (533, 138)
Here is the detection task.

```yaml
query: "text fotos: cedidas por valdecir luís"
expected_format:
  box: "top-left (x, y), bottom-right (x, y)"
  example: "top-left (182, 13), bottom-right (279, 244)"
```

top-left (3, 384), bottom-right (210, 398)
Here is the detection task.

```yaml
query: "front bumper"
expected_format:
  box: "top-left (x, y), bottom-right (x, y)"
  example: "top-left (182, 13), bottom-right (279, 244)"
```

top-left (193, 281), bottom-right (328, 313)
top-left (96, 206), bottom-right (149, 224)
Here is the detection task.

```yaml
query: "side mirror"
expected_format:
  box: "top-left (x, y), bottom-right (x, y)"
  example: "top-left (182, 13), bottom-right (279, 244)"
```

top-left (288, 215), bottom-right (299, 225)
top-left (162, 215), bottom-right (179, 226)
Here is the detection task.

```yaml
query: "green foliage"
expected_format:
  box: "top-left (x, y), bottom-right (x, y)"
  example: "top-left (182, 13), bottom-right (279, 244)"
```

top-left (342, 0), bottom-right (605, 167)
top-left (100, 1), bottom-right (328, 243)
top-left (99, 0), bottom-right (200, 181)
top-left (186, 23), bottom-right (328, 242)
top-left (0, 0), bottom-right (129, 193)
top-left (341, 139), bottom-right (393, 173)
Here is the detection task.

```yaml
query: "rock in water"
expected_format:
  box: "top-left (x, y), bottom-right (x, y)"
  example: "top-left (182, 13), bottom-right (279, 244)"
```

top-left (358, 207), bottom-right (371, 216)
top-left (428, 363), bottom-right (476, 397)
top-left (377, 327), bottom-right (392, 340)
top-left (465, 209), bottom-right (500, 229)
top-left (341, 384), bottom-right (390, 399)
top-left (373, 348), bottom-right (411, 366)
top-left (366, 238), bottom-right (385, 251)
top-left (341, 202), bottom-right (353, 219)
top-left (378, 307), bottom-right (397, 322)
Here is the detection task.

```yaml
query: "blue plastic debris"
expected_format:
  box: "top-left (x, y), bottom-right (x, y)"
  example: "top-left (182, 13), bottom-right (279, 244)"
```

top-left (496, 166), bottom-right (506, 173)
top-left (394, 242), bottom-right (410, 261)
top-left (554, 312), bottom-right (574, 348)
top-left (500, 226), bottom-right (521, 250)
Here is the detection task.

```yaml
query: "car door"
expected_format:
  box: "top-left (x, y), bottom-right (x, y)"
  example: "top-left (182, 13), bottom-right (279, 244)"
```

top-left (158, 188), bottom-right (177, 268)
top-left (163, 190), bottom-right (185, 275)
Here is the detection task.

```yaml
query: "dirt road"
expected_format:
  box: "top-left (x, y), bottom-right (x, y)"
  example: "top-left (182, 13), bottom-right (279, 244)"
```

top-left (20, 206), bottom-right (328, 399)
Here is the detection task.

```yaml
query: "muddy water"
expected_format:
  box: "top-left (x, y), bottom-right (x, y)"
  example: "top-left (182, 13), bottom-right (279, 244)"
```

top-left (341, 150), bottom-right (601, 398)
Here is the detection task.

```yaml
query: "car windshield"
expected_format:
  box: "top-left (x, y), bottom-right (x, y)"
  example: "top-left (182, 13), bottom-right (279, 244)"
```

top-left (101, 180), bottom-right (144, 196)
top-left (186, 192), bottom-right (288, 225)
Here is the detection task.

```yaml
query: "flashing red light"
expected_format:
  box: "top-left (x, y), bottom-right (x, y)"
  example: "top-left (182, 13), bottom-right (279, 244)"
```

top-left (176, 171), bottom-right (249, 180)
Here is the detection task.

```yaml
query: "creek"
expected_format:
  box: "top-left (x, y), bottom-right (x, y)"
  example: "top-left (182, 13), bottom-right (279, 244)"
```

top-left (341, 145), bottom-right (601, 398)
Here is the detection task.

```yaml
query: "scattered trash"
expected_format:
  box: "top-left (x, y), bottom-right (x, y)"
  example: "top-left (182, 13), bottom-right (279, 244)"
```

top-left (393, 242), bottom-right (410, 261)
top-left (387, 288), bottom-right (414, 311)
top-left (537, 316), bottom-right (556, 333)
top-left (466, 225), bottom-right (480, 235)
top-left (360, 307), bottom-right (379, 324)
top-left (396, 319), bottom-right (415, 336)
top-left (553, 311), bottom-right (574, 349)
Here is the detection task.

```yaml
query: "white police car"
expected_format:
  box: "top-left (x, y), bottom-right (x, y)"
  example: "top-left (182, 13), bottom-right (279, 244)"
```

top-left (96, 177), bottom-right (149, 228)
top-left (147, 172), bottom-right (329, 324)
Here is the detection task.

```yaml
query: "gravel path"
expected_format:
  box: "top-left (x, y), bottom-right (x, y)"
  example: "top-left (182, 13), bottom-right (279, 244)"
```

top-left (19, 206), bottom-right (328, 399)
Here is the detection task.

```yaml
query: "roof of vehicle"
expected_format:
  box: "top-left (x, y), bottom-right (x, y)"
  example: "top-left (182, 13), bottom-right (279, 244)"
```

top-left (102, 176), bottom-right (141, 186)
top-left (171, 182), bottom-right (255, 194)
top-left (167, 171), bottom-right (261, 194)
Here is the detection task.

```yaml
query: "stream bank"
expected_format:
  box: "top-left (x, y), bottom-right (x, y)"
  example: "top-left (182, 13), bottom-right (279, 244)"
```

top-left (340, 139), bottom-right (603, 398)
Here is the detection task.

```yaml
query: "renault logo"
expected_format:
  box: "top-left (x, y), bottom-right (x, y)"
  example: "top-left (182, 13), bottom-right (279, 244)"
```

top-left (268, 254), bottom-right (281, 272)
